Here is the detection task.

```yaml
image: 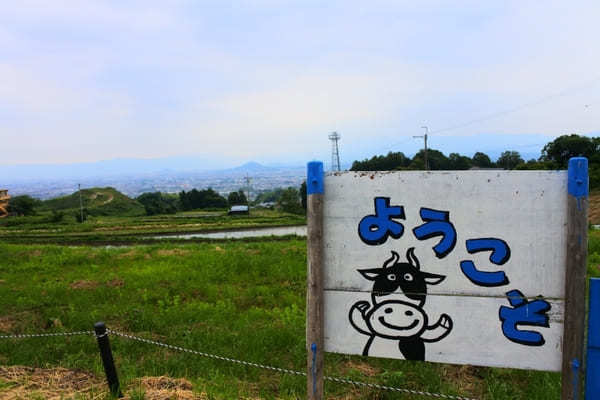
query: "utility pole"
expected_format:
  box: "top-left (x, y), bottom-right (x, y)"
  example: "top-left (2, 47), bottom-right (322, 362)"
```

top-left (244, 174), bottom-right (251, 215)
top-left (78, 184), bottom-right (84, 223)
top-left (413, 126), bottom-right (429, 170)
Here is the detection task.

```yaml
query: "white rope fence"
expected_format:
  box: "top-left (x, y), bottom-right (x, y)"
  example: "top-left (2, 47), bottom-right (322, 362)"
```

top-left (0, 329), bottom-right (478, 400)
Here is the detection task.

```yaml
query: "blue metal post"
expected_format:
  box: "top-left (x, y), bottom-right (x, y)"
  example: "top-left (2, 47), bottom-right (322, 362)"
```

top-left (586, 278), bottom-right (600, 398)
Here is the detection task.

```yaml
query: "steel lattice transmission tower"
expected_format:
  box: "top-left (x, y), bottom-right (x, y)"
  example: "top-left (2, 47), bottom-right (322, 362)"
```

top-left (328, 131), bottom-right (341, 171)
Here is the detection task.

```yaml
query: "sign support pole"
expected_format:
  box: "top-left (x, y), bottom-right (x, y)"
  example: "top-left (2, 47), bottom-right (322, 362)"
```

top-left (306, 161), bottom-right (324, 400)
top-left (562, 157), bottom-right (588, 400)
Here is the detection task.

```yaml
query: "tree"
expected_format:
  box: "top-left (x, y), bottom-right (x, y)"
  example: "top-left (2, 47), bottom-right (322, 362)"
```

top-left (471, 152), bottom-right (494, 168)
top-left (178, 188), bottom-right (227, 210)
top-left (350, 151), bottom-right (411, 171)
top-left (409, 149), bottom-right (450, 170)
top-left (253, 188), bottom-right (286, 204)
top-left (540, 134), bottom-right (598, 168)
top-left (7, 195), bottom-right (38, 216)
top-left (277, 187), bottom-right (303, 214)
top-left (497, 151), bottom-right (524, 170)
top-left (227, 190), bottom-right (247, 206)
top-left (137, 192), bottom-right (178, 216)
top-left (75, 207), bottom-right (89, 222)
top-left (300, 181), bottom-right (307, 211)
top-left (50, 210), bottom-right (65, 222)
top-left (447, 153), bottom-right (472, 170)
top-left (515, 159), bottom-right (554, 171)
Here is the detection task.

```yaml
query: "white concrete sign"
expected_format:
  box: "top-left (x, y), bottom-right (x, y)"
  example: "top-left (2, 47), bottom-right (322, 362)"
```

top-left (322, 170), bottom-right (567, 371)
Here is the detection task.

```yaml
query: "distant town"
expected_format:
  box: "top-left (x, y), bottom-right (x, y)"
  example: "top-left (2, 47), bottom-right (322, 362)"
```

top-left (2, 162), bottom-right (306, 201)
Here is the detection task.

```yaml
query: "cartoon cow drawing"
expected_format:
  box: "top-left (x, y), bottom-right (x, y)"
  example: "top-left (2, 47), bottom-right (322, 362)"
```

top-left (349, 299), bottom-right (453, 360)
top-left (358, 248), bottom-right (445, 306)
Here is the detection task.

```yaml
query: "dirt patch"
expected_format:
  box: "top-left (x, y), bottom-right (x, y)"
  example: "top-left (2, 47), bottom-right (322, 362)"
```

top-left (0, 316), bottom-right (15, 331)
top-left (280, 246), bottom-right (300, 254)
top-left (118, 249), bottom-right (138, 259)
top-left (69, 280), bottom-right (100, 290)
top-left (440, 364), bottom-right (484, 397)
top-left (29, 250), bottom-right (43, 257)
top-left (0, 366), bottom-right (104, 399)
top-left (590, 191), bottom-right (600, 225)
top-left (246, 249), bottom-right (260, 255)
top-left (341, 360), bottom-right (380, 377)
top-left (100, 193), bottom-right (114, 205)
top-left (107, 279), bottom-right (125, 288)
top-left (156, 249), bottom-right (190, 256)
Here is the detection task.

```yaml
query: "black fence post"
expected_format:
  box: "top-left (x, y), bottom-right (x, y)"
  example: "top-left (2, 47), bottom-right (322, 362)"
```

top-left (94, 321), bottom-right (122, 398)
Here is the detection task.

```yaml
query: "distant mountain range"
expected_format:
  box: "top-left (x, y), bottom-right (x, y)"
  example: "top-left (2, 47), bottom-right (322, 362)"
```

top-left (3, 132), bottom-right (575, 184)
top-left (4, 132), bottom-right (594, 199)
top-left (1, 159), bottom-right (307, 200)
top-left (0, 157), bottom-right (303, 184)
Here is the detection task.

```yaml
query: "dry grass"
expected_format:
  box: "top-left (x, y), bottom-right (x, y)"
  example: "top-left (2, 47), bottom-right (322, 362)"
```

top-left (441, 365), bottom-right (485, 398)
top-left (0, 367), bottom-right (209, 400)
top-left (156, 249), bottom-right (190, 257)
top-left (0, 316), bottom-right (16, 332)
top-left (118, 250), bottom-right (139, 259)
top-left (341, 361), bottom-right (380, 377)
top-left (106, 279), bottom-right (125, 288)
top-left (0, 366), bottom-right (104, 399)
top-left (69, 280), bottom-right (100, 290)
top-left (126, 376), bottom-right (206, 400)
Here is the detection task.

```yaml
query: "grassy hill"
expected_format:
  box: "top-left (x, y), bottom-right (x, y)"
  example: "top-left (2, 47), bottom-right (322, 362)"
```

top-left (41, 187), bottom-right (145, 217)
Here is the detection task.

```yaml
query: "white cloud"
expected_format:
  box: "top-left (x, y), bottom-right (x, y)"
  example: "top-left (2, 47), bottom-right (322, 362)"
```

top-left (0, 1), bottom-right (599, 165)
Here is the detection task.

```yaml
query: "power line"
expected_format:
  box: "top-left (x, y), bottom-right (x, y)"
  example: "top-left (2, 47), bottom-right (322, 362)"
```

top-left (361, 75), bottom-right (600, 158)
top-left (429, 75), bottom-right (600, 135)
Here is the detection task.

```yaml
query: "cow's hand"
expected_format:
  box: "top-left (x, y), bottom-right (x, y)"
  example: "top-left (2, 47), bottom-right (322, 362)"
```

top-left (352, 301), bottom-right (370, 314)
top-left (439, 314), bottom-right (453, 331)
top-left (422, 313), bottom-right (453, 342)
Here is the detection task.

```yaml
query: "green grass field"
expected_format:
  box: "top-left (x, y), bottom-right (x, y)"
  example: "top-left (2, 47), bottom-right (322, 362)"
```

top-left (3, 232), bottom-right (593, 399)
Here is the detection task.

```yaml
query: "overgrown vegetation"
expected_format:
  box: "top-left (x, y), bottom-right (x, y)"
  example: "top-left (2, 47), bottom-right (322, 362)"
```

top-left (0, 237), bottom-right (584, 399)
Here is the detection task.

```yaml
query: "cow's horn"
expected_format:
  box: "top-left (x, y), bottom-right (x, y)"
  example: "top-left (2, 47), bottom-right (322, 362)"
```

top-left (406, 247), bottom-right (420, 270)
top-left (383, 251), bottom-right (400, 269)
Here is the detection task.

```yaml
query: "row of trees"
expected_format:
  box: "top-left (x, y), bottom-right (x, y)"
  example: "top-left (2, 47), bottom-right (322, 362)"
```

top-left (351, 149), bottom-right (525, 171)
top-left (137, 189), bottom-right (249, 215)
top-left (4, 186), bottom-right (300, 219)
top-left (350, 134), bottom-right (600, 188)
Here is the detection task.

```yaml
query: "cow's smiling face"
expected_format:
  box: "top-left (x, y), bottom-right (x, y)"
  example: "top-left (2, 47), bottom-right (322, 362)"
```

top-left (366, 300), bottom-right (427, 339)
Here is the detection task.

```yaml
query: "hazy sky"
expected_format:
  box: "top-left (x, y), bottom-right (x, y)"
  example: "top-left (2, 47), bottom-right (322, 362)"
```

top-left (1, 1), bottom-right (599, 167)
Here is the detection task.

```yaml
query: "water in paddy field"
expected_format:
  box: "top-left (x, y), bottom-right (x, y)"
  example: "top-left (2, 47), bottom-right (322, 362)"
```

top-left (153, 225), bottom-right (307, 239)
